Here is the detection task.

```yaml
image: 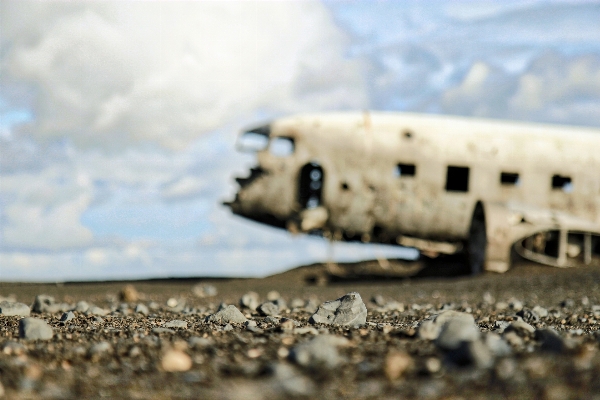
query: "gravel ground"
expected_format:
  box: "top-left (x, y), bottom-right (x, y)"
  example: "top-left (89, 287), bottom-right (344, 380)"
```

top-left (1, 261), bottom-right (600, 399)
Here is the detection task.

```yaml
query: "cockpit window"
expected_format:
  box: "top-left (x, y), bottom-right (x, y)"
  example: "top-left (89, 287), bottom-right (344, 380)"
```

top-left (269, 137), bottom-right (295, 157)
top-left (236, 131), bottom-right (269, 153)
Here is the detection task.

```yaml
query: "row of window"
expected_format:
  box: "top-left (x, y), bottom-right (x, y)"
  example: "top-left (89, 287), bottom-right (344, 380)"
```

top-left (395, 163), bottom-right (574, 193)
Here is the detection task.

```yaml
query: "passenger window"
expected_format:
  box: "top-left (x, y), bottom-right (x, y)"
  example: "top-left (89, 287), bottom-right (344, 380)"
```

top-left (552, 174), bottom-right (573, 193)
top-left (445, 166), bottom-right (470, 192)
top-left (269, 137), bottom-right (295, 157)
top-left (500, 172), bottom-right (520, 186)
top-left (395, 163), bottom-right (416, 177)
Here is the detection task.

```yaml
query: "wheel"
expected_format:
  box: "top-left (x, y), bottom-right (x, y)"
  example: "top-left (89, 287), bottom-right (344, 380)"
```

top-left (467, 202), bottom-right (487, 275)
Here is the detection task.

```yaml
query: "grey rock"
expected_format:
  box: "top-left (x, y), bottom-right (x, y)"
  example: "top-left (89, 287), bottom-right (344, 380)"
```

top-left (74, 301), bottom-right (90, 313)
top-left (371, 294), bottom-right (386, 307)
top-left (165, 320), bottom-right (188, 329)
top-left (436, 316), bottom-right (480, 350)
top-left (264, 316), bottom-right (280, 325)
top-left (32, 295), bottom-right (55, 313)
top-left (135, 303), bottom-right (149, 316)
top-left (419, 310), bottom-right (476, 342)
top-left (290, 298), bottom-right (305, 309)
top-left (245, 320), bottom-right (257, 327)
top-left (205, 305), bottom-right (248, 324)
top-left (289, 334), bottom-right (349, 369)
top-left (484, 333), bottom-right (512, 357)
top-left (222, 323), bottom-right (234, 332)
top-left (267, 290), bottom-right (281, 301)
top-left (60, 311), bottom-right (75, 322)
top-left (532, 305), bottom-right (548, 318)
top-left (304, 299), bottom-right (319, 314)
top-left (19, 317), bottom-right (53, 340)
top-left (0, 301), bottom-right (31, 316)
top-left (240, 291), bottom-right (260, 311)
top-left (508, 299), bottom-right (524, 312)
top-left (535, 328), bottom-right (565, 353)
top-left (294, 327), bottom-right (319, 335)
top-left (494, 321), bottom-right (510, 333)
top-left (560, 299), bottom-right (575, 308)
top-left (517, 308), bottom-right (540, 323)
top-left (309, 292), bottom-right (367, 326)
top-left (272, 298), bottom-right (287, 311)
top-left (505, 320), bottom-right (535, 336)
top-left (87, 306), bottom-right (109, 316)
top-left (246, 325), bottom-right (264, 334)
top-left (257, 301), bottom-right (279, 317)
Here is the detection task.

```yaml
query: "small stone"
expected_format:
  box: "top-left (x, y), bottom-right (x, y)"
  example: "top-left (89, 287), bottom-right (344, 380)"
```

top-left (119, 284), bottom-right (139, 302)
top-left (167, 298), bottom-right (179, 307)
top-left (165, 320), bottom-right (188, 329)
top-left (447, 340), bottom-right (493, 368)
top-left (418, 319), bottom-right (441, 340)
top-left (371, 294), bottom-right (386, 307)
top-left (505, 320), bottom-right (535, 336)
top-left (32, 295), bottom-right (55, 313)
top-left (245, 320), bottom-right (257, 327)
top-left (290, 298), bottom-right (305, 309)
top-left (162, 349), bottom-right (192, 372)
top-left (258, 301), bottom-right (279, 317)
top-left (264, 316), bottom-right (280, 325)
top-left (294, 327), bottom-right (319, 335)
top-left (532, 305), bottom-right (548, 318)
top-left (384, 351), bottom-right (412, 380)
top-left (484, 333), bottom-right (512, 357)
top-left (60, 311), bottom-right (75, 322)
top-left (517, 308), bottom-right (540, 323)
top-left (535, 328), bottom-right (564, 353)
top-left (289, 334), bottom-right (349, 369)
top-left (129, 346), bottom-right (142, 357)
top-left (240, 292), bottom-right (260, 310)
top-left (135, 303), bottom-right (149, 316)
top-left (0, 301), bottom-right (31, 316)
top-left (222, 324), bottom-right (234, 332)
top-left (205, 305), bottom-right (247, 324)
top-left (436, 316), bottom-right (480, 350)
top-left (503, 331), bottom-right (524, 347)
top-left (304, 299), bottom-right (319, 314)
top-left (267, 290), bottom-right (281, 301)
top-left (309, 292), bottom-right (367, 326)
top-left (508, 299), bottom-right (523, 312)
top-left (192, 284), bottom-right (217, 298)
top-left (560, 299), bottom-right (575, 308)
top-left (19, 318), bottom-right (53, 340)
top-left (74, 301), bottom-right (90, 313)
top-left (87, 306), bottom-right (109, 316)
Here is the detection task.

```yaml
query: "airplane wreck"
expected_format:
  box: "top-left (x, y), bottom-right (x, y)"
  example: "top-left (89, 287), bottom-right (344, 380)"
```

top-left (225, 112), bottom-right (600, 274)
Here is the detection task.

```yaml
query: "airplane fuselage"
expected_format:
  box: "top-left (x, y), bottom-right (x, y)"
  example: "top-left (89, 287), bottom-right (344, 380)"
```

top-left (227, 112), bottom-right (600, 273)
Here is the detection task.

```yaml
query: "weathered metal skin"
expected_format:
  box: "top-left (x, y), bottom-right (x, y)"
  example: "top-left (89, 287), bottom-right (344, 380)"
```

top-left (226, 111), bottom-right (600, 273)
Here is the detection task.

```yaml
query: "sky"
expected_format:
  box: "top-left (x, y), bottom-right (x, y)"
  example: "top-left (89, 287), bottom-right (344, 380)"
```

top-left (1, 0), bottom-right (600, 281)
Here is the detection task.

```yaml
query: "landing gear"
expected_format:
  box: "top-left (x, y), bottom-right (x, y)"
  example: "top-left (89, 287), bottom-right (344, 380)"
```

top-left (467, 202), bottom-right (487, 275)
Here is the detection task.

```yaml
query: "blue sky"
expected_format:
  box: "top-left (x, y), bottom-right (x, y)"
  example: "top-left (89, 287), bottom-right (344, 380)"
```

top-left (1, 0), bottom-right (600, 281)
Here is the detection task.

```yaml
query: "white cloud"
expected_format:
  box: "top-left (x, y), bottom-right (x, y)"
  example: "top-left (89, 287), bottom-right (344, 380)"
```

top-left (2, 1), bottom-right (368, 150)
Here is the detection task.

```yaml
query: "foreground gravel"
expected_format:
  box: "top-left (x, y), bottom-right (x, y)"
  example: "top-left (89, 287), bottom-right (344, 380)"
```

top-left (1, 262), bottom-right (600, 399)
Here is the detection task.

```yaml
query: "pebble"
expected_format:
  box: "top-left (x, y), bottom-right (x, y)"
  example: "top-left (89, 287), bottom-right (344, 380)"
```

top-left (119, 285), bottom-right (140, 302)
top-left (0, 301), bottom-right (31, 316)
top-left (535, 328), bottom-right (565, 353)
top-left (505, 320), bottom-right (535, 336)
top-left (517, 308), bottom-right (540, 323)
top-left (74, 301), bottom-right (90, 313)
top-left (294, 327), bottom-right (319, 335)
top-left (240, 292), bottom-right (260, 311)
top-left (153, 328), bottom-right (175, 334)
top-left (135, 303), bottom-right (149, 316)
top-left (447, 339), bottom-right (493, 368)
top-left (484, 333), bottom-right (512, 357)
top-left (289, 334), bottom-right (349, 369)
top-left (87, 306), bottom-right (109, 316)
top-left (205, 305), bottom-right (248, 324)
top-left (436, 316), bottom-right (480, 350)
top-left (257, 301), bottom-right (279, 316)
top-left (19, 317), bottom-right (53, 340)
top-left (165, 320), bottom-right (188, 329)
top-left (60, 311), bottom-right (75, 322)
top-left (532, 305), bottom-right (548, 318)
top-left (267, 291), bottom-right (281, 301)
top-left (309, 292), bottom-right (367, 326)
top-left (290, 298), bottom-right (305, 309)
top-left (162, 349), bottom-right (192, 372)
top-left (384, 351), bottom-right (412, 380)
top-left (192, 284), bottom-right (218, 298)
